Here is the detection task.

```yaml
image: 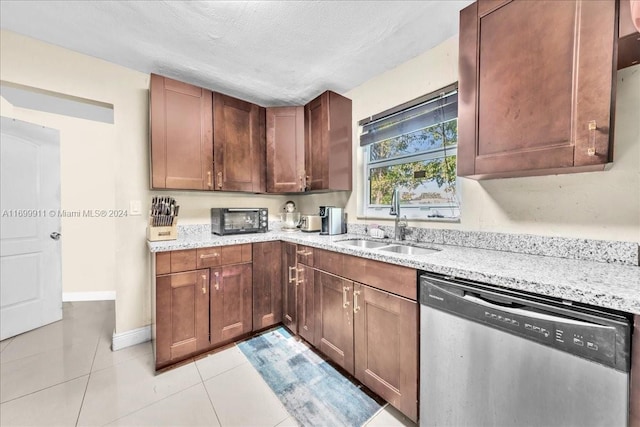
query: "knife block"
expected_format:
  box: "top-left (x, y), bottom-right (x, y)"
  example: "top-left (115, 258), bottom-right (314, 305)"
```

top-left (147, 218), bottom-right (177, 242)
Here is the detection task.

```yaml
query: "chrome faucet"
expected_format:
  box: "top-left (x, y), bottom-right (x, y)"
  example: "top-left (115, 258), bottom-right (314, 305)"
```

top-left (390, 187), bottom-right (408, 241)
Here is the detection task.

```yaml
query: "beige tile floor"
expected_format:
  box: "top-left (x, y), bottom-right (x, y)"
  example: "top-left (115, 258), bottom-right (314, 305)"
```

top-left (0, 301), bottom-right (416, 427)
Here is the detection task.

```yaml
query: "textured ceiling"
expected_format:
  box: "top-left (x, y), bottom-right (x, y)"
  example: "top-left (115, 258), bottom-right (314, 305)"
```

top-left (0, 0), bottom-right (472, 106)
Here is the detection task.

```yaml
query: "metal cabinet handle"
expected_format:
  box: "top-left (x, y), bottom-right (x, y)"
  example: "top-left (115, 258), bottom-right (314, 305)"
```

top-left (299, 175), bottom-right (304, 191)
top-left (217, 172), bottom-right (223, 189)
top-left (50, 232), bottom-right (61, 240)
top-left (200, 253), bottom-right (220, 259)
top-left (343, 286), bottom-right (350, 308)
top-left (201, 274), bottom-right (207, 294)
top-left (214, 271), bottom-right (220, 290)
top-left (353, 290), bottom-right (361, 314)
top-left (288, 266), bottom-right (298, 284)
top-left (207, 171), bottom-right (212, 189)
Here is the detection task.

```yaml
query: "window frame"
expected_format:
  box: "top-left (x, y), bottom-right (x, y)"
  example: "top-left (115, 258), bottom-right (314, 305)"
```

top-left (360, 84), bottom-right (460, 221)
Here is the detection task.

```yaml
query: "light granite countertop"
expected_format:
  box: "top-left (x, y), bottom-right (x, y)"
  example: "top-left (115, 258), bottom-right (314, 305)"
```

top-left (147, 229), bottom-right (640, 315)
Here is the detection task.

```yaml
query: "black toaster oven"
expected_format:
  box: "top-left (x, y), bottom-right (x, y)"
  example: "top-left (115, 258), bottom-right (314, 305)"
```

top-left (211, 208), bottom-right (268, 235)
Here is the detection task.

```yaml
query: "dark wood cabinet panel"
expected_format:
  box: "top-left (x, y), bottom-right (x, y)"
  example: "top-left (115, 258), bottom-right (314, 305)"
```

top-left (458, 0), bottom-right (617, 179)
top-left (282, 242), bottom-right (298, 334)
top-left (304, 91), bottom-right (352, 191)
top-left (631, 314), bottom-right (640, 427)
top-left (296, 263), bottom-right (315, 345)
top-left (252, 241), bottom-right (282, 330)
top-left (150, 74), bottom-right (213, 190)
top-left (210, 263), bottom-right (253, 345)
top-left (354, 283), bottom-right (418, 422)
top-left (296, 245), bottom-right (314, 267)
top-left (266, 106), bottom-right (306, 193)
top-left (156, 269), bottom-right (209, 368)
top-left (314, 270), bottom-right (355, 374)
top-left (213, 92), bottom-right (266, 192)
top-left (619, 0), bottom-right (640, 69)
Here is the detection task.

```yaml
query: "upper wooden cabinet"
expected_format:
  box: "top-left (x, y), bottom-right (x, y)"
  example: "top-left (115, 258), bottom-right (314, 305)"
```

top-left (304, 91), bottom-right (353, 191)
top-left (266, 106), bottom-right (306, 192)
top-left (619, 0), bottom-right (640, 69)
top-left (213, 93), bottom-right (266, 192)
top-left (457, 0), bottom-right (617, 179)
top-left (150, 74), bottom-right (213, 190)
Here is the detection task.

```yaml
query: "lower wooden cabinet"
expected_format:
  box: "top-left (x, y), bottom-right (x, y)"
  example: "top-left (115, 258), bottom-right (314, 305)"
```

top-left (252, 241), bottom-right (282, 330)
top-left (297, 263), bottom-right (315, 345)
top-left (353, 283), bottom-right (418, 422)
top-left (315, 270), bottom-right (355, 373)
top-left (282, 242), bottom-right (298, 334)
top-left (312, 255), bottom-right (419, 423)
top-left (154, 245), bottom-right (253, 369)
top-left (156, 269), bottom-right (210, 366)
top-left (210, 263), bottom-right (252, 345)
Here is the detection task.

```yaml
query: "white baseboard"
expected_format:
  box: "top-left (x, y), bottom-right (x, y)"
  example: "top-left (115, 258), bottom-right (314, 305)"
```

top-left (112, 325), bottom-right (151, 351)
top-left (62, 291), bottom-right (116, 302)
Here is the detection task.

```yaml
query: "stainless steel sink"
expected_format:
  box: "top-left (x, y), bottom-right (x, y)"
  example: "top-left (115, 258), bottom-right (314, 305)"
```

top-left (378, 245), bottom-right (440, 255)
top-left (337, 239), bottom-right (390, 249)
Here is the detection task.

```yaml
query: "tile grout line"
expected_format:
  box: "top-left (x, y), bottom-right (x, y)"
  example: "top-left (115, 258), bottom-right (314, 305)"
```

top-left (75, 315), bottom-right (109, 427)
top-left (0, 373), bottom-right (89, 405)
top-left (194, 357), bottom-right (224, 427)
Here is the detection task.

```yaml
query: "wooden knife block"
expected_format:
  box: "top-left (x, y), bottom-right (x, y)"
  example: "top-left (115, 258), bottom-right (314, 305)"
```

top-left (147, 218), bottom-right (177, 242)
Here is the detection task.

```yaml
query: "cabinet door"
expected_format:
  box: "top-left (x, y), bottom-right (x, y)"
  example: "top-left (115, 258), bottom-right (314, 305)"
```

top-left (314, 270), bottom-right (354, 374)
top-left (296, 263), bottom-right (315, 345)
top-left (281, 242), bottom-right (298, 334)
top-left (210, 264), bottom-right (252, 344)
top-left (304, 91), bottom-right (352, 191)
top-left (156, 269), bottom-right (210, 367)
top-left (150, 74), bottom-right (213, 190)
top-left (353, 283), bottom-right (418, 422)
top-left (252, 241), bottom-right (282, 330)
top-left (213, 93), bottom-right (266, 192)
top-left (458, 0), bottom-right (616, 178)
top-left (266, 106), bottom-right (305, 193)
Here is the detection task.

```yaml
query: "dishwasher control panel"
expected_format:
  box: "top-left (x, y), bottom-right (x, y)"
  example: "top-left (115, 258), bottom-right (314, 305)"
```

top-left (420, 274), bottom-right (630, 372)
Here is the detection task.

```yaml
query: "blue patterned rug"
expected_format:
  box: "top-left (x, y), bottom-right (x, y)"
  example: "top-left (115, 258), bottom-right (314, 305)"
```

top-left (237, 327), bottom-right (383, 427)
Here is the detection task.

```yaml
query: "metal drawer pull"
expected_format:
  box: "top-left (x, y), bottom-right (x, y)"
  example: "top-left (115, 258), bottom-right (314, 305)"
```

top-left (201, 274), bottom-right (207, 294)
top-left (343, 286), bottom-right (350, 308)
top-left (200, 253), bottom-right (220, 259)
top-left (353, 290), bottom-right (361, 313)
top-left (214, 271), bottom-right (220, 290)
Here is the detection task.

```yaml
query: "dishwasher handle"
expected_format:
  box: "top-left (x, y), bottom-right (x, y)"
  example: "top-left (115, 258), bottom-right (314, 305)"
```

top-left (462, 292), bottom-right (610, 330)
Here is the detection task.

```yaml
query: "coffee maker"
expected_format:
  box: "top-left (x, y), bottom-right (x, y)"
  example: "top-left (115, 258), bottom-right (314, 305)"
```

top-left (319, 206), bottom-right (347, 235)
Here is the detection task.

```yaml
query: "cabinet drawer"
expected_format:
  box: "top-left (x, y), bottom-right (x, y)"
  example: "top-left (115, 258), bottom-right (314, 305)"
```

top-left (197, 247), bottom-right (222, 268)
top-left (343, 254), bottom-right (417, 301)
top-left (296, 245), bottom-right (314, 266)
top-left (156, 249), bottom-right (196, 274)
top-left (222, 244), bottom-right (252, 265)
top-left (314, 248), bottom-right (343, 275)
top-left (196, 244), bottom-right (252, 268)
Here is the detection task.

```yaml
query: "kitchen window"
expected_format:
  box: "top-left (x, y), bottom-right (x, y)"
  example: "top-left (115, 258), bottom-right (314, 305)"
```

top-left (360, 84), bottom-right (459, 220)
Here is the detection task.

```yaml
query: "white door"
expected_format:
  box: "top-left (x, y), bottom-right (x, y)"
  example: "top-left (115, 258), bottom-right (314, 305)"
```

top-left (0, 116), bottom-right (62, 340)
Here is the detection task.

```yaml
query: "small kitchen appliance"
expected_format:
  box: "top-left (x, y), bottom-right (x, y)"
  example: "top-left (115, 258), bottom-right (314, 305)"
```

top-left (211, 208), bottom-right (268, 235)
top-left (280, 200), bottom-right (301, 232)
top-left (299, 214), bottom-right (321, 232)
top-left (319, 206), bottom-right (347, 235)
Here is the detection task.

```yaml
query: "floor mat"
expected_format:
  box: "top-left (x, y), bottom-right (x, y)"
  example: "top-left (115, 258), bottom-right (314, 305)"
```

top-left (237, 327), bottom-right (383, 427)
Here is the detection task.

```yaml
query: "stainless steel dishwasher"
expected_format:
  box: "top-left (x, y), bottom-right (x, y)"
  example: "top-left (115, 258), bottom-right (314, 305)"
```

top-left (419, 272), bottom-right (631, 427)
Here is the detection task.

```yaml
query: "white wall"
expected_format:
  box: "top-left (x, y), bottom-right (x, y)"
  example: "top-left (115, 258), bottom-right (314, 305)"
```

top-left (301, 36), bottom-right (640, 243)
top-left (1, 29), bottom-right (637, 339)
top-left (0, 30), bottom-right (292, 334)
